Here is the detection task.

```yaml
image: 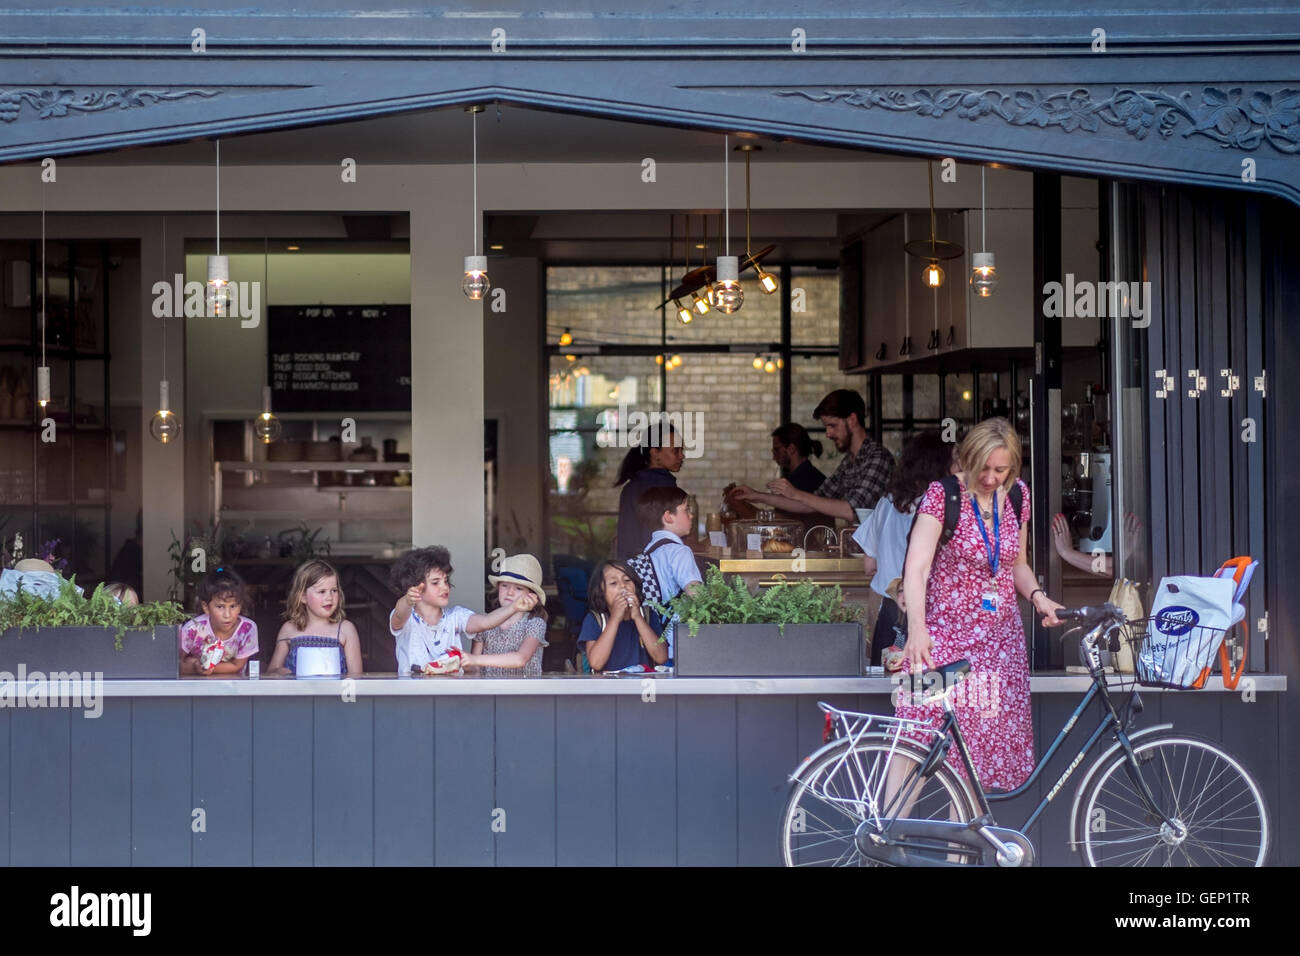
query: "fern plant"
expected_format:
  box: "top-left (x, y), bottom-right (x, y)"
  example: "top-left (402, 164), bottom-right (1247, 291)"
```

top-left (0, 579), bottom-right (188, 651)
top-left (654, 566), bottom-right (861, 637)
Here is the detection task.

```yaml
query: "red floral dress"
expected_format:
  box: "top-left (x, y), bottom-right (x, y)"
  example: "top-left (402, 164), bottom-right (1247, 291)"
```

top-left (894, 477), bottom-right (1034, 791)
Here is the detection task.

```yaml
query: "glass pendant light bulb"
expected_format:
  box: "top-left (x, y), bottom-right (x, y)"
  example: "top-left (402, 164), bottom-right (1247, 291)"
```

top-left (656, 354), bottom-right (665, 366)
top-left (753, 354), bottom-right (764, 370)
top-left (462, 255), bottom-right (490, 300)
top-left (764, 359), bottom-right (776, 374)
top-left (691, 291), bottom-right (711, 316)
top-left (923, 261), bottom-right (945, 288)
top-left (564, 354), bottom-right (576, 362)
top-left (36, 365), bottom-right (50, 409)
top-left (558, 328), bottom-right (573, 346)
top-left (671, 354), bottom-right (682, 368)
top-left (675, 300), bottom-right (693, 325)
top-left (757, 268), bottom-right (778, 295)
top-left (714, 256), bottom-right (744, 314)
top-left (206, 255), bottom-right (232, 317)
top-left (149, 380), bottom-right (181, 444)
top-left (254, 385), bottom-right (281, 444)
top-left (776, 357), bottom-right (784, 369)
top-left (970, 252), bottom-right (998, 297)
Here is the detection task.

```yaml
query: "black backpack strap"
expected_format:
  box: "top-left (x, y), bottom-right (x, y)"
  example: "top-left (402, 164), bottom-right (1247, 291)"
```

top-left (939, 474), bottom-right (962, 545)
top-left (1008, 480), bottom-right (1025, 526)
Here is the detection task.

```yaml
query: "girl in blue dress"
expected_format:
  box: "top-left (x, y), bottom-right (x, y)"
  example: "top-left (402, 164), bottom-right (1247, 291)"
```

top-left (268, 559), bottom-right (363, 676)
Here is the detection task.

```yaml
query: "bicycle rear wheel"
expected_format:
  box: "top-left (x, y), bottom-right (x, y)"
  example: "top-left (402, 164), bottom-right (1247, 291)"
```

top-left (781, 736), bottom-right (977, 867)
top-left (1079, 733), bottom-right (1269, 866)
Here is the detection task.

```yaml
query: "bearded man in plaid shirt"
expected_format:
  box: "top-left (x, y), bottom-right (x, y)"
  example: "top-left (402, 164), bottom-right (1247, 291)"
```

top-left (733, 389), bottom-right (894, 521)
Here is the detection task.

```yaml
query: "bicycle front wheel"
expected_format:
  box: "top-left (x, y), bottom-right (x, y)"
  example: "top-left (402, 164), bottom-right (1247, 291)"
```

top-left (1079, 733), bottom-right (1270, 866)
top-left (781, 736), bottom-right (977, 867)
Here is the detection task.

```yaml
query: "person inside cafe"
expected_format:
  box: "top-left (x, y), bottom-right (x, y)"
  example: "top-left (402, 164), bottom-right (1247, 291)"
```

top-left (771, 423), bottom-right (826, 493)
top-left (731, 389), bottom-right (894, 520)
top-left (614, 422), bottom-right (685, 558)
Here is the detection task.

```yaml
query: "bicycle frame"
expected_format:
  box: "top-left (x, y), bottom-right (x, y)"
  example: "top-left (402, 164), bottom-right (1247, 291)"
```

top-left (883, 623), bottom-right (1183, 846)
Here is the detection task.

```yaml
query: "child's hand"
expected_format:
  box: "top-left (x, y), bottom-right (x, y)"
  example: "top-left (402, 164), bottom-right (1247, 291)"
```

top-left (622, 588), bottom-right (641, 618)
top-left (405, 583), bottom-right (424, 607)
top-left (514, 591), bottom-right (538, 614)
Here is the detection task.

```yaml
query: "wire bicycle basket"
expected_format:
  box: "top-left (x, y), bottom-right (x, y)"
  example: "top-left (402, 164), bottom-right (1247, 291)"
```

top-left (1119, 614), bottom-right (1233, 690)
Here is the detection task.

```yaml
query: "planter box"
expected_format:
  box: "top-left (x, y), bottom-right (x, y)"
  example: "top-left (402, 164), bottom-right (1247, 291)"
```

top-left (0, 626), bottom-right (178, 678)
top-left (674, 622), bottom-right (864, 677)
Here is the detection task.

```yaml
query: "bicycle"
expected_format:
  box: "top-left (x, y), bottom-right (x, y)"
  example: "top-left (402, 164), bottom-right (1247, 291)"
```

top-left (780, 603), bottom-right (1270, 866)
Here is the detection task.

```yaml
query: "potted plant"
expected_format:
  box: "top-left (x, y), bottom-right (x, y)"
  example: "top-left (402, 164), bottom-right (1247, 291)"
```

top-left (657, 567), bottom-right (864, 677)
top-left (0, 579), bottom-right (188, 678)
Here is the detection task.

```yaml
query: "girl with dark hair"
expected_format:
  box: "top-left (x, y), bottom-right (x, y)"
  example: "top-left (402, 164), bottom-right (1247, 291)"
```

top-left (770, 423), bottom-right (826, 494)
top-left (578, 560), bottom-right (667, 672)
top-left (613, 423), bottom-right (685, 558)
top-left (178, 566), bottom-right (259, 676)
top-left (852, 430), bottom-right (956, 667)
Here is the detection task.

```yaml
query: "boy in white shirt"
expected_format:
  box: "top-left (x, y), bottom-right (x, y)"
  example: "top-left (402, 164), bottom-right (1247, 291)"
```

top-left (388, 546), bottom-right (520, 674)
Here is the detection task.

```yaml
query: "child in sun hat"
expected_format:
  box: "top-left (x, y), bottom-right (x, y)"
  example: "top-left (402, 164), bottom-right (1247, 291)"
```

top-left (462, 553), bottom-right (550, 677)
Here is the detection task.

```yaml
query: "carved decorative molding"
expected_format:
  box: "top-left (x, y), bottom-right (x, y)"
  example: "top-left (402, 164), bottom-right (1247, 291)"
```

top-left (775, 86), bottom-right (1300, 154)
top-left (0, 87), bottom-right (220, 123)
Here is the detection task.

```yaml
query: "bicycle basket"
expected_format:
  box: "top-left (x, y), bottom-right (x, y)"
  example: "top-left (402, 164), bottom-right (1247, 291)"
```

top-left (1120, 614), bottom-right (1231, 690)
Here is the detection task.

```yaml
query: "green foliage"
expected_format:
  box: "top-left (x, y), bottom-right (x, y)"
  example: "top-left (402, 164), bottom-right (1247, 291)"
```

top-left (654, 565), bottom-right (861, 637)
top-left (550, 514), bottom-right (617, 564)
top-left (0, 579), bottom-right (187, 651)
top-left (277, 523), bottom-right (331, 562)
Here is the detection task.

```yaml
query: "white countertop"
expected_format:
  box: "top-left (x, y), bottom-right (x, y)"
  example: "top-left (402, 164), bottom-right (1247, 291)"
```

top-left (6, 672), bottom-right (1285, 697)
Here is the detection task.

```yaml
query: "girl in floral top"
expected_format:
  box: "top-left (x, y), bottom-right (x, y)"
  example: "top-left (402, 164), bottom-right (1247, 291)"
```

top-left (462, 553), bottom-right (549, 677)
top-left (178, 567), bottom-right (259, 676)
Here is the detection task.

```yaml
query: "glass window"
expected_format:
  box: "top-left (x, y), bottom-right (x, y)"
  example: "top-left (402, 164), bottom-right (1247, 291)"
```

top-left (547, 267), bottom-right (665, 348)
top-left (789, 270), bottom-right (840, 346)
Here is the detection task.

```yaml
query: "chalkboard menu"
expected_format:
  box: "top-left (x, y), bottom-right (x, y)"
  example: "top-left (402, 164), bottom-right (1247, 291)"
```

top-left (268, 305), bottom-right (411, 412)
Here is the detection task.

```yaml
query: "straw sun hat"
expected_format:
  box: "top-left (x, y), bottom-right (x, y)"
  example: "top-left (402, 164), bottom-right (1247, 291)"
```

top-left (488, 554), bottom-right (547, 604)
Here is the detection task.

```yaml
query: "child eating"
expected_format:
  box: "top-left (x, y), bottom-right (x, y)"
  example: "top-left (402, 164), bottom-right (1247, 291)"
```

top-left (179, 567), bottom-right (259, 676)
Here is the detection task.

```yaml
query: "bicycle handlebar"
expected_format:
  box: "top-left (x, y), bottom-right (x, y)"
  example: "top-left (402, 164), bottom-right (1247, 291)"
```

top-left (1054, 603), bottom-right (1127, 628)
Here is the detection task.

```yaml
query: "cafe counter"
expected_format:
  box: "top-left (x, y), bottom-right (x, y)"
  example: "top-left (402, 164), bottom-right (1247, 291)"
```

top-left (0, 673), bottom-right (1282, 867)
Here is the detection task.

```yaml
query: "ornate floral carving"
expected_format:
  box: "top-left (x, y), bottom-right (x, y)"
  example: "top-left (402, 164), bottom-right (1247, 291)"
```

top-left (0, 87), bottom-right (219, 123)
top-left (775, 86), bottom-right (1300, 153)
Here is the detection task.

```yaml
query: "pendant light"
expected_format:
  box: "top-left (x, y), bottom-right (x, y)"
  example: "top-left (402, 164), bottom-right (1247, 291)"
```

top-left (737, 143), bottom-right (778, 294)
top-left (714, 135), bottom-right (743, 314)
top-left (558, 328), bottom-right (573, 346)
top-left (254, 385), bottom-right (282, 444)
top-left (970, 166), bottom-right (998, 297)
top-left (672, 216), bottom-right (693, 325)
top-left (691, 215), bottom-right (713, 316)
top-left (462, 105), bottom-right (490, 300)
top-left (904, 160), bottom-right (963, 289)
top-left (205, 139), bottom-right (232, 317)
top-left (36, 180), bottom-right (49, 410)
top-left (150, 216), bottom-right (180, 443)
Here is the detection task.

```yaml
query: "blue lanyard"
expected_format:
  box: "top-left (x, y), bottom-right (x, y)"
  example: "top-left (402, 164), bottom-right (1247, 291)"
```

top-left (970, 492), bottom-right (1000, 577)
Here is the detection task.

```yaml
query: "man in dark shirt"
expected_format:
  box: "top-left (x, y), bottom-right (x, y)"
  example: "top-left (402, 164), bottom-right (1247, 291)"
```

top-left (771, 423), bottom-right (827, 494)
top-left (736, 390), bottom-right (893, 520)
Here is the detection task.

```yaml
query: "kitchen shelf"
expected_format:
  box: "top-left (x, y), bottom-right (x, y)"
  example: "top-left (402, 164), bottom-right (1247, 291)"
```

top-left (219, 461), bottom-right (411, 472)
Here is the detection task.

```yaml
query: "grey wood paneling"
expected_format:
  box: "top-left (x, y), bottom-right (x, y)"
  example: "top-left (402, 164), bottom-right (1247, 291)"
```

top-left (495, 697), bottom-right (556, 867)
top-left (615, 694), bottom-right (676, 866)
top-left (373, 698), bottom-right (434, 866)
top-left (737, 696), bottom-right (799, 867)
top-left (131, 699), bottom-right (192, 865)
top-left (555, 696), bottom-right (616, 867)
top-left (313, 697), bottom-right (375, 867)
top-left (191, 699), bottom-right (253, 866)
top-left (252, 697), bottom-right (314, 866)
top-left (71, 698), bottom-right (132, 866)
top-left (676, 696), bottom-right (737, 866)
top-left (10, 706), bottom-right (70, 865)
top-left (434, 696), bottom-right (494, 866)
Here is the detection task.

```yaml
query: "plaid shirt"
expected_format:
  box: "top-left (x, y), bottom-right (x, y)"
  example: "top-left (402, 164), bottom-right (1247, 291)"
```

top-left (816, 438), bottom-right (894, 510)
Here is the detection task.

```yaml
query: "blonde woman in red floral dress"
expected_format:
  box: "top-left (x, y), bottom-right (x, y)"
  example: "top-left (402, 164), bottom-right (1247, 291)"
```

top-left (898, 419), bottom-right (1065, 791)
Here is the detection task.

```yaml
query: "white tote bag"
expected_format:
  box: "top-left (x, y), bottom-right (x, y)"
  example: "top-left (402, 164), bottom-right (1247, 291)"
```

top-left (1143, 575), bottom-right (1241, 687)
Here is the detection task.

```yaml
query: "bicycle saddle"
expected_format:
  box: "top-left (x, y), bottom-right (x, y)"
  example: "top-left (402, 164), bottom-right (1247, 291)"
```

top-left (933, 659), bottom-right (971, 681)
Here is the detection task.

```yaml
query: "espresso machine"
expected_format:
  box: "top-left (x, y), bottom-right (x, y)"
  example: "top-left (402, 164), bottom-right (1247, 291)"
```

top-left (1060, 385), bottom-right (1113, 554)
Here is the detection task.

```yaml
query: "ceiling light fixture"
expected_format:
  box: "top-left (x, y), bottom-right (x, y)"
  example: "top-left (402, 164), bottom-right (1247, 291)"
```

top-left (904, 159), bottom-right (964, 289)
top-left (970, 166), bottom-right (998, 297)
top-left (206, 139), bottom-right (232, 317)
top-left (150, 216), bottom-right (181, 443)
top-left (254, 385), bottom-right (282, 444)
top-left (558, 328), bottom-right (573, 347)
top-left (672, 215), bottom-right (693, 325)
top-left (714, 135), bottom-right (743, 314)
top-left (36, 178), bottom-right (49, 410)
top-left (736, 143), bottom-right (778, 295)
top-left (462, 105), bottom-right (490, 300)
